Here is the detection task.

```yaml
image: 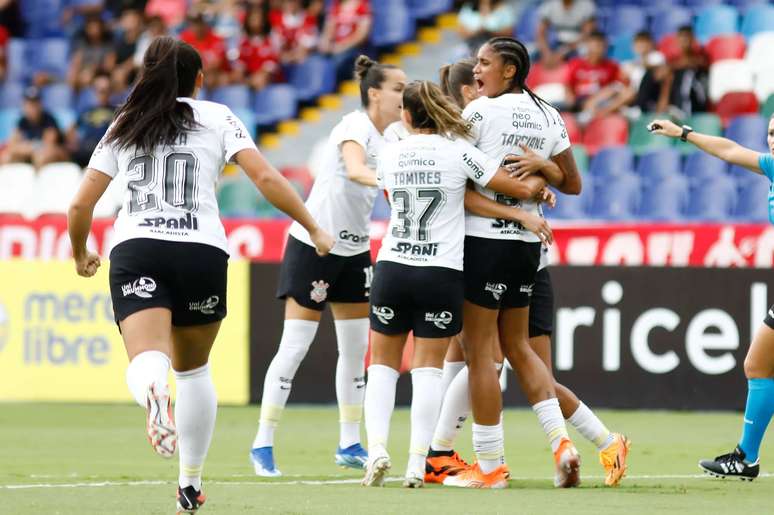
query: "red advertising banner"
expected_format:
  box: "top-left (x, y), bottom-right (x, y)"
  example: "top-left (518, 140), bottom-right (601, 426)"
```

top-left (1, 215), bottom-right (773, 267)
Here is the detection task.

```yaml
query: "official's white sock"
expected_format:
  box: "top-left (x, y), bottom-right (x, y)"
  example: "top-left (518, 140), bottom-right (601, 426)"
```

top-left (408, 367), bottom-right (443, 474)
top-left (334, 318), bottom-right (369, 448)
top-left (431, 366), bottom-right (471, 452)
top-left (253, 319), bottom-right (319, 449)
top-left (175, 364), bottom-right (217, 491)
top-left (364, 364), bottom-right (399, 453)
top-left (473, 422), bottom-right (505, 474)
top-left (567, 402), bottom-right (613, 450)
top-left (126, 350), bottom-right (170, 408)
top-left (440, 360), bottom-right (465, 395)
top-left (532, 398), bottom-right (570, 453)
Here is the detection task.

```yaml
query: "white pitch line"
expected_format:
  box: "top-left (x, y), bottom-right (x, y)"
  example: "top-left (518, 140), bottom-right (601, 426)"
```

top-left (2, 473), bottom-right (772, 490)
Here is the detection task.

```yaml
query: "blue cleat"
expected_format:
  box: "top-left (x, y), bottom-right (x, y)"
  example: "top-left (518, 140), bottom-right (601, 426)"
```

top-left (335, 443), bottom-right (368, 469)
top-left (250, 446), bottom-right (282, 477)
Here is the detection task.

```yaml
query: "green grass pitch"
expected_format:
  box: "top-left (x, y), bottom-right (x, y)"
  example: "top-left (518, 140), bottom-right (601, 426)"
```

top-left (1, 404), bottom-right (772, 514)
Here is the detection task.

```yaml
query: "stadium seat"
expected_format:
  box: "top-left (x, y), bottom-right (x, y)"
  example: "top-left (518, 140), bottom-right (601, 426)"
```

top-left (676, 112), bottom-right (722, 154)
top-left (609, 34), bottom-right (635, 62)
top-left (694, 5), bottom-right (740, 44)
top-left (0, 163), bottom-right (36, 217)
top-left (740, 4), bottom-right (774, 40)
top-left (550, 178), bottom-right (592, 219)
top-left (514, 1), bottom-right (542, 42)
top-left (75, 87), bottom-right (98, 112)
top-left (7, 39), bottom-right (27, 82)
top-left (526, 62), bottom-right (570, 89)
top-left (232, 108), bottom-right (257, 139)
top-left (734, 175), bottom-right (771, 221)
top-left (744, 31), bottom-right (774, 71)
top-left (252, 84), bottom-right (298, 126)
top-left (606, 6), bottom-right (646, 38)
top-left (560, 112), bottom-right (581, 144)
top-left (589, 146), bottom-right (634, 178)
top-left (753, 67), bottom-right (774, 103)
top-left (370, 5), bottom-right (415, 47)
top-left (406, 0), bottom-right (452, 19)
top-left (0, 109), bottom-right (19, 141)
top-left (0, 81), bottom-right (25, 109)
top-left (629, 114), bottom-right (675, 155)
top-left (705, 34), bottom-right (746, 63)
top-left (725, 114), bottom-right (767, 151)
top-left (685, 174), bottom-right (737, 220)
top-left (51, 108), bottom-right (76, 131)
top-left (683, 151), bottom-right (728, 180)
top-left (639, 175), bottom-right (689, 220)
top-left (588, 173), bottom-right (640, 219)
top-left (210, 85), bottom-right (251, 110)
top-left (682, 0), bottom-right (723, 8)
top-left (41, 83), bottom-right (74, 111)
top-left (761, 93), bottom-right (774, 120)
top-left (571, 145), bottom-right (589, 174)
top-left (289, 55), bottom-right (336, 103)
top-left (33, 162), bottom-right (82, 217)
top-left (642, 0), bottom-right (677, 17)
top-left (372, 192), bottom-right (391, 220)
top-left (217, 177), bottom-right (262, 217)
top-left (715, 92), bottom-right (759, 126)
top-left (636, 148), bottom-right (682, 180)
top-left (582, 114), bottom-right (629, 154)
top-left (727, 0), bottom-right (766, 11)
top-left (708, 59), bottom-right (754, 103)
top-left (30, 38), bottom-right (70, 79)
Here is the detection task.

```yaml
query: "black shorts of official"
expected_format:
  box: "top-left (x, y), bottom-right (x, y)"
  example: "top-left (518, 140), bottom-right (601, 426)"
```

top-left (276, 235), bottom-right (372, 311)
top-left (369, 261), bottom-right (464, 338)
top-left (109, 238), bottom-right (228, 327)
top-left (764, 304), bottom-right (774, 330)
top-left (528, 267), bottom-right (554, 338)
top-left (463, 236), bottom-right (542, 310)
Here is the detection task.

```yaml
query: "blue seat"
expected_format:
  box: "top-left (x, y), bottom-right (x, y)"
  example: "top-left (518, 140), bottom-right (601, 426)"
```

top-left (589, 146), bottom-right (634, 178)
top-left (685, 174), bottom-right (736, 220)
top-left (609, 34), bottom-right (635, 62)
top-left (682, 0), bottom-right (723, 8)
top-left (514, 1), bottom-right (542, 42)
top-left (210, 85), bottom-right (251, 111)
top-left (51, 108), bottom-right (76, 131)
top-left (407, 0), bottom-right (452, 19)
top-left (728, 0), bottom-right (767, 12)
top-left (370, 5), bottom-right (415, 47)
top-left (550, 183), bottom-right (591, 219)
top-left (605, 5), bottom-right (646, 38)
top-left (30, 38), bottom-right (70, 79)
top-left (734, 176), bottom-right (771, 221)
top-left (588, 173), bottom-right (640, 219)
top-left (694, 5), bottom-right (740, 44)
top-left (683, 151), bottom-right (728, 179)
top-left (650, 7), bottom-right (693, 42)
top-left (41, 83), bottom-right (74, 111)
top-left (725, 114), bottom-right (767, 152)
top-left (642, 0), bottom-right (677, 17)
top-left (0, 81), bottom-right (25, 109)
top-left (253, 84), bottom-right (298, 126)
top-left (639, 175), bottom-right (689, 220)
top-left (75, 87), bottom-right (98, 112)
top-left (7, 39), bottom-right (27, 82)
top-left (371, 0), bottom-right (405, 15)
top-left (289, 55), bottom-right (336, 103)
top-left (232, 108), bottom-right (257, 140)
top-left (0, 109), bottom-right (20, 142)
top-left (740, 5), bottom-right (774, 40)
top-left (372, 192), bottom-right (391, 220)
top-left (636, 148), bottom-right (682, 180)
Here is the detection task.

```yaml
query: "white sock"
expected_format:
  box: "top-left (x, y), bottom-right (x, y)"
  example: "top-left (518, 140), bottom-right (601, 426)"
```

top-left (253, 319), bottom-right (318, 449)
top-left (532, 398), bottom-right (570, 453)
top-left (175, 363), bottom-right (217, 491)
top-left (409, 367), bottom-right (443, 473)
top-left (472, 422), bottom-right (505, 474)
top-left (126, 350), bottom-right (170, 407)
top-left (364, 364), bottom-right (399, 453)
top-left (567, 402), bottom-right (613, 450)
top-left (334, 318), bottom-right (368, 448)
top-left (431, 366), bottom-right (470, 452)
top-left (440, 360), bottom-right (465, 394)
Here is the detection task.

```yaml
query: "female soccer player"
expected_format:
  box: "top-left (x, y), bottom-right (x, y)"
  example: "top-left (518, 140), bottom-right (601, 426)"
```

top-left (250, 55), bottom-right (406, 476)
top-left (67, 37), bottom-right (333, 514)
top-left (362, 80), bottom-right (552, 488)
top-left (426, 58), bottom-right (631, 488)
top-left (650, 116), bottom-right (774, 480)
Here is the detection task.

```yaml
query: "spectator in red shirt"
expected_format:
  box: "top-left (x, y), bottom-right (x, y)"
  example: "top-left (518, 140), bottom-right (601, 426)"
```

top-left (319, 0), bottom-right (371, 81)
top-left (145, 0), bottom-right (186, 30)
top-left (269, 0), bottom-right (319, 65)
top-left (666, 25), bottom-right (709, 116)
top-left (180, 11), bottom-right (230, 89)
top-left (236, 4), bottom-right (280, 91)
top-left (566, 31), bottom-right (632, 123)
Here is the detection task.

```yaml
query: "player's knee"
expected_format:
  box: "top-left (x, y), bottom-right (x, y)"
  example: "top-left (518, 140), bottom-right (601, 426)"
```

top-left (278, 340), bottom-right (312, 363)
top-left (337, 337), bottom-right (368, 358)
top-left (744, 354), bottom-right (767, 379)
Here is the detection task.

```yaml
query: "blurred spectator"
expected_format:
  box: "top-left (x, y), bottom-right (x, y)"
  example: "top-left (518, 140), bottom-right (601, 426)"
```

top-left (537, 0), bottom-right (596, 66)
top-left (61, 0), bottom-right (103, 34)
top-left (622, 32), bottom-right (670, 116)
top-left (67, 74), bottom-right (116, 167)
top-left (0, 24), bottom-right (7, 82)
top-left (111, 9), bottom-right (145, 92)
top-left (192, 0), bottom-right (243, 44)
top-left (68, 15), bottom-right (116, 92)
top-left (180, 12), bottom-right (231, 89)
top-left (236, 4), bottom-right (280, 90)
top-left (319, 0), bottom-right (371, 82)
top-left (458, 0), bottom-right (516, 52)
top-left (0, 0), bottom-right (23, 37)
top-left (145, 0), bottom-right (186, 29)
top-left (667, 25), bottom-right (709, 117)
top-left (566, 31), bottom-right (631, 123)
top-left (2, 87), bottom-right (68, 168)
top-left (134, 15), bottom-right (167, 66)
top-left (270, 0), bottom-right (319, 65)
top-left (106, 0), bottom-right (149, 18)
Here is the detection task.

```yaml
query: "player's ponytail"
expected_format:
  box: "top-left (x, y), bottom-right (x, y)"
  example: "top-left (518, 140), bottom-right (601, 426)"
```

top-left (106, 36), bottom-right (202, 152)
top-left (439, 58), bottom-right (476, 109)
top-left (403, 80), bottom-right (470, 140)
top-left (354, 54), bottom-right (397, 108)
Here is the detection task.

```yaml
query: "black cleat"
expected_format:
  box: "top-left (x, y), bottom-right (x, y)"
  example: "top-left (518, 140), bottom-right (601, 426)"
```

top-left (176, 485), bottom-right (206, 514)
top-left (699, 446), bottom-right (759, 481)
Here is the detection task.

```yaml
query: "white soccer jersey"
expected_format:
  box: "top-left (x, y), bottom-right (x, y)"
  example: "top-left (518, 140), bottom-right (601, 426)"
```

top-left (376, 134), bottom-right (499, 271)
top-left (462, 93), bottom-right (570, 242)
top-left (288, 110), bottom-right (384, 256)
top-left (88, 98), bottom-right (257, 253)
top-left (383, 120), bottom-right (410, 143)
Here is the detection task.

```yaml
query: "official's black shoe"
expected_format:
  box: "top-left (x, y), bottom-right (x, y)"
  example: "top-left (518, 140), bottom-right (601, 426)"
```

top-left (699, 446), bottom-right (759, 481)
top-left (176, 485), bottom-right (206, 514)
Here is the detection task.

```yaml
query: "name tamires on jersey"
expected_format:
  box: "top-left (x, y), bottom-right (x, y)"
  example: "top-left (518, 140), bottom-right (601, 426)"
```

top-left (88, 98), bottom-right (258, 253)
top-left (462, 93), bottom-right (570, 243)
top-left (376, 133), bottom-right (499, 271)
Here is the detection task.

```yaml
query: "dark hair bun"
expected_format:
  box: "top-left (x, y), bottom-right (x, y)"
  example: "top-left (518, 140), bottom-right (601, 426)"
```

top-left (354, 55), bottom-right (376, 81)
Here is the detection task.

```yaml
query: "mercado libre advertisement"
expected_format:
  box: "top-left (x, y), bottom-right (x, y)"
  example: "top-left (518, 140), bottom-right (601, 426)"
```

top-left (0, 260), bottom-right (250, 404)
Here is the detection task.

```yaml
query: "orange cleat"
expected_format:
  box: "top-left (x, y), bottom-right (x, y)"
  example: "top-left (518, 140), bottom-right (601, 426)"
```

top-left (599, 433), bottom-right (631, 486)
top-left (442, 462), bottom-right (509, 489)
top-left (425, 451), bottom-right (470, 484)
top-left (553, 438), bottom-right (581, 488)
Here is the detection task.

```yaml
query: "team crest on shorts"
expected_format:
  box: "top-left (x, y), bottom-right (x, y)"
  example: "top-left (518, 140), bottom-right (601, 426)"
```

top-left (485, 282), bottom-right (507, 301)
top-left (372, 306), bottom-right (395, 325)
top-left (310, 280), bottom-right (330, 303)
top-left (122, 277), bottom-right (157, 299)
top-left (425, 311), bottom-right (453, 329)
